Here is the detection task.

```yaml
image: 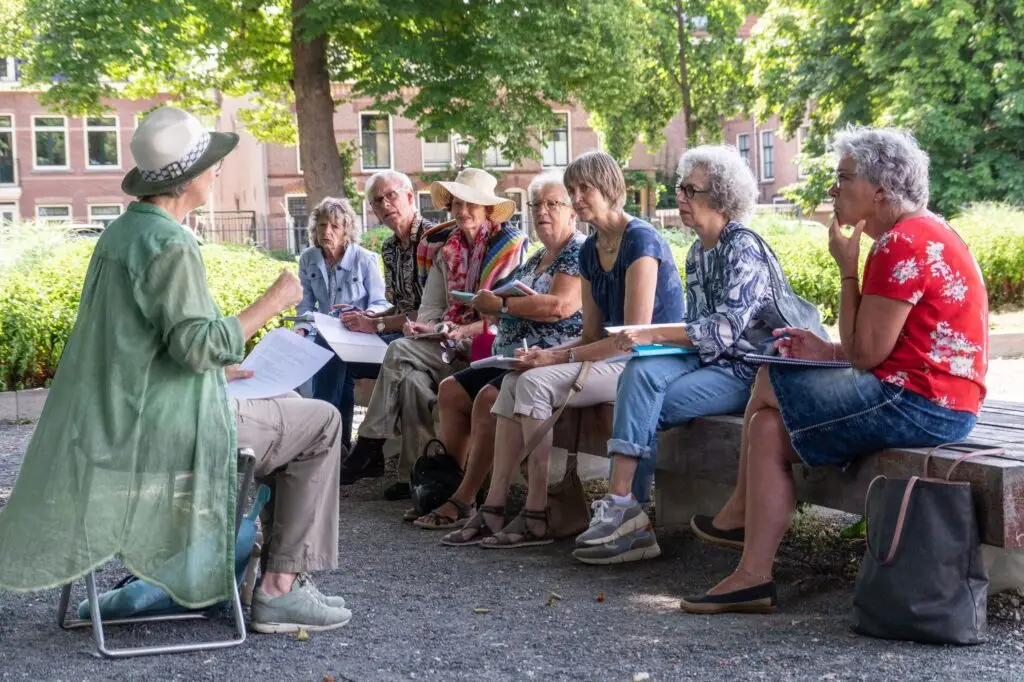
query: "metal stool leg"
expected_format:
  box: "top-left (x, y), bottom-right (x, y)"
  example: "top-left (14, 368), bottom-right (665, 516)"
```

top-left (55, 447), bottom-right (258, 658)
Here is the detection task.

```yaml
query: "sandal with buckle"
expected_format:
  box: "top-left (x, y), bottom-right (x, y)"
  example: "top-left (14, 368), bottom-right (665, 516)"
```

top-left (480, 508), bottom-right (553, 549)
top-left (413, 498), bottom-right (473, 530)
top-left (441, 505), bottom-right (505, 547)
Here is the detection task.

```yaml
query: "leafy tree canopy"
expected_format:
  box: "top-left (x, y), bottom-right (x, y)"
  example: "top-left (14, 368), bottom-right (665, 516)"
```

top-left (750, 0), bottom-right (1024, 216)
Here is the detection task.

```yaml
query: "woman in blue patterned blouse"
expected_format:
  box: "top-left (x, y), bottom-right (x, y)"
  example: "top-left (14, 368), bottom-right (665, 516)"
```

top-left (572, 145), bottom-right (800, 566)
top-left (411, 171), bottom-right (587, 530)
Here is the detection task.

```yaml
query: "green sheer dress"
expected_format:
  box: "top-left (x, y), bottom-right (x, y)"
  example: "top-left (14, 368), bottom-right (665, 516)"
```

top-left (0, 201), bottom-right (245, 608)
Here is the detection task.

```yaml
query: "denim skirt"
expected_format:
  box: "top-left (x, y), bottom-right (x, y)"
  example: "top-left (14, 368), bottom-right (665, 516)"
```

top-left (768, 366), bottom-right (978, 468)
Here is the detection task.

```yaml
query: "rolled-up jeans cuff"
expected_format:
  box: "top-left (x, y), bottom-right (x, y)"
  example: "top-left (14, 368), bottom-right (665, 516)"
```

top-left (607, 438), bottom-right (651, 460)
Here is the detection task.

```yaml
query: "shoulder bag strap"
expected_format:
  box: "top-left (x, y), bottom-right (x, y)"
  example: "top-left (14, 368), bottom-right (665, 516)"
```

top-left (516, 360), bottom-right (594, 465)
top-left (922, 442), bottom-right (1004, 478)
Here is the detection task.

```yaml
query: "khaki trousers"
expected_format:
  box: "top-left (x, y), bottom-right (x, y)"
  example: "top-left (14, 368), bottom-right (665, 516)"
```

top-left (491, 360), bottom-right (625, 420)
top-left (357, 336), bottom-right (467, 479)
top-left (234, 396), bottom-right (342, 574)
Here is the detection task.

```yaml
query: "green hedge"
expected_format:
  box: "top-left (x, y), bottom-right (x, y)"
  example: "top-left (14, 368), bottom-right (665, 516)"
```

top-left (0, 233), bottom-right (294, 391)
top-left (3, 203), bottom-right (1023, 391)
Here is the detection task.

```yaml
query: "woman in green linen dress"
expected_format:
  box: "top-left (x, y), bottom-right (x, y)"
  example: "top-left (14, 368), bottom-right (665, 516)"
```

top-left (0, 107), bottom-right (303, 609)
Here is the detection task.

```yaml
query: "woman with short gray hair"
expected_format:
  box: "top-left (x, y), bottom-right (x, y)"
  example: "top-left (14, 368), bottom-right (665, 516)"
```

top-left (571, 144), bottom-right (819, 565)
top-left (681, 126), bottom-right (986, 615)
top-left (296, 196), bottom-right (390, 448)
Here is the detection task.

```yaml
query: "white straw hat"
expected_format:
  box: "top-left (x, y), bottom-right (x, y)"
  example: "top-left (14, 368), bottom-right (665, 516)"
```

top-left (121, 107), bottom-right (238, 197)
top-left (429, 168), bottom-right (516, 225)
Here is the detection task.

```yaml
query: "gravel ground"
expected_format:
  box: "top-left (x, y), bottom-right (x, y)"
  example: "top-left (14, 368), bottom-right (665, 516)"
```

top-left (4, 420), bottom-right (1024, 681)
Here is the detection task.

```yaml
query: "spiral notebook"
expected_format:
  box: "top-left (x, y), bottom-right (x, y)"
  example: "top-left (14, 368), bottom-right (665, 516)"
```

top-left (743, 353), bottom-right (851, 369)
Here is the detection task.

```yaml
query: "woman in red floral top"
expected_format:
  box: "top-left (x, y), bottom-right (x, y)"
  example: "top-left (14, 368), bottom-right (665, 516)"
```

top-left (681, 126), bottom-right (987, 615)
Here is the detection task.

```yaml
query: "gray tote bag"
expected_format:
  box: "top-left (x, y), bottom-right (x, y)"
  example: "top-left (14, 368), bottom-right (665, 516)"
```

top-left (852, 446), bottom-right (1001, 645)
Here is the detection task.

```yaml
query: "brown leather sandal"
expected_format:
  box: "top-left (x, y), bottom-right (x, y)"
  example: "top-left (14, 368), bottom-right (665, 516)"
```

top-left (441, 505), bottom-right (505, 547)
top-left (413, 498), bottom-right (472, 530)
top-left (480, 508), bottom-right (553, 549)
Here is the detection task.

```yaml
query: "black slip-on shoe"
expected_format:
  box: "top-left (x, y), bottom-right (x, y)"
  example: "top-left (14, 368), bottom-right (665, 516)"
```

top-left (690, 515), bottom-right (745, 550)
top-left (339, 439), bottom-right (385, 485)
top-left (679, 581), bottom-right (777, 614)
top-left (382, 481), bottom-right (411, 501)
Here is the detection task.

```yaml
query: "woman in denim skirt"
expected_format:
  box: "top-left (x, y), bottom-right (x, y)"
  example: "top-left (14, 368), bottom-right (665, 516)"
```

top-left (680, 126), bottom-right (989, 614)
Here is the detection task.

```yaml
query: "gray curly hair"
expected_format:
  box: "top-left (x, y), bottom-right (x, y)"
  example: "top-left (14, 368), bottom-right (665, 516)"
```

top-left (831, 126), bottom-right (930, 213)
top-left (676, 145), bottom-right (757, 222)
top-left (309, 197), bottom-right (360, 248)
top-left (527, 170), bottom-right (570, 204)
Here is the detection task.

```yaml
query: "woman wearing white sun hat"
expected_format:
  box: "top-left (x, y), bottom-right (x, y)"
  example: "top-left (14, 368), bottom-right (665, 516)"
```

top-left (341, 167), bottom-right (526, 502)
top-left (0, 107), bottom-right (353, 635)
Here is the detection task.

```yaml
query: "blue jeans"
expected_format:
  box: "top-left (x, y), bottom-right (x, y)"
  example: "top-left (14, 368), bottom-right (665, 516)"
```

top-left (312, 331), bottom-right (403, 448)
top-left (608, 355), bottom-right (752, 504)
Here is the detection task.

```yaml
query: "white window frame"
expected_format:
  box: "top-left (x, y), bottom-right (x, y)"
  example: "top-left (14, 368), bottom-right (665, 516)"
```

top-left (759, 129), bottom-right (775, 182)
top-left (418, 190), bottom-right (448, 224)
top-left (358, 112), bottom-right (393, 172)
top-left (421, 134), bottom-right (453, 170)
top-left (736, 133), bottom-right (750, 167)
top-left (0, 58), bottom-right (15, 82)
top-left (284, 192), bottom-right (309, 253)
top-left (295, 141), bottom-right (303, 174)
top-left (36, 204), bottom-right (73, 223)
top-left (483, 141), bottom-right (513, 170)
top-left (84, 115), bottom-right (122, 170)
top-left (32, 115), bottom-right (70, 171)
top-left (87, 203), bottom-right (123, 227)
top-left (503, 188), bottom-right (526, 231)
top-left (796, 125), bottom-right (809, 179)
top-left (0, 202), bottom-right (18, 225)
top-left (0, 113), bottom-right (17, 185)
top-left (542, 111), bottom-right (572, 168)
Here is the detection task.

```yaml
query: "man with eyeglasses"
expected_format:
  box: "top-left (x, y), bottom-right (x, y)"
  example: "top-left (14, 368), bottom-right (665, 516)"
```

top-left (338, 170), bottom-right (439, 337)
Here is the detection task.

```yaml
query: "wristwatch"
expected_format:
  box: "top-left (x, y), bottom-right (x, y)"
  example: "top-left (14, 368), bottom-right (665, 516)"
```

top-left (499, 297), bottom-right (509, 315)
top-left (376, 319), bottom-right (387, 333)
top-left (566, 348), bottom-right (576, 364)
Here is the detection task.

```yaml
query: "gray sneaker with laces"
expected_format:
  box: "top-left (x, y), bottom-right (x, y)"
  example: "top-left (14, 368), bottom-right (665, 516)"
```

top-left (250, 582), bottom-right (352, 634)
top-left (575, 495), bottom-right (649, 546)
top-left (572, 528), bottom-right (662, 565)
top-left (295, 573), bottom-right (346, 609)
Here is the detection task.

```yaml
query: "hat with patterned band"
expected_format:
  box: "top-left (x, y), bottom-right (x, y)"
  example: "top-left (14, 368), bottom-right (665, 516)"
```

top-left (121, 107), bottom-right (239, 197)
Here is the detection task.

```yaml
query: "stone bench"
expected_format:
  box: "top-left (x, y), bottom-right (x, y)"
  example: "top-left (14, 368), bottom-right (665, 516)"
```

top-left (356, 379), bottom-right (1024, 548)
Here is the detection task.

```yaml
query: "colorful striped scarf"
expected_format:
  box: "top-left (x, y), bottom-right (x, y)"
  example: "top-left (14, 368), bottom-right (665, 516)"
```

top-left (439, 221), bottom-right (525, 325)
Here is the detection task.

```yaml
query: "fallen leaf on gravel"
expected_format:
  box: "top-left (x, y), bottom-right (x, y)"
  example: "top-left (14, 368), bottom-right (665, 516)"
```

top-left (548, 591), bottom-right (563, 601)
top-left (546, 596), bottom-right (559, 607)
top-left (295, 628), bottom-right (309, 641)
top-left (596, 592), bottom-right (605, 603)
top-left (473, 607), bottom-right (490, 614)
top-left (633, 673), bottom-right (650, 682)
top-left (324, 676), bottom-right (336, 682)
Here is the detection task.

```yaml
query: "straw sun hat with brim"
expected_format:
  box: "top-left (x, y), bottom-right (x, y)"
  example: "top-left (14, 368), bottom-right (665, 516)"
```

top-left (429, 168), bottom-right (516, 225)
top-left (121, 107), bottom-right (239, 197)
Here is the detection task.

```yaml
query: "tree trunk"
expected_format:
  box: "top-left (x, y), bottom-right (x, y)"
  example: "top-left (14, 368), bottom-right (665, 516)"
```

top-left (291, 0), bottom-right (344, 208)
top-left (673, 0), bottom-right (696, 145)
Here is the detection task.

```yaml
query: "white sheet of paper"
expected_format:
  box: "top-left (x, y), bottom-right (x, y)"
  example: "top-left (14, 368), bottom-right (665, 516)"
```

top-left (228, 328), bottom-right (334, 400)
top-left (469, 356), bottom-right (518, 370)
top-left (313, 312), bottom-right (390, 364)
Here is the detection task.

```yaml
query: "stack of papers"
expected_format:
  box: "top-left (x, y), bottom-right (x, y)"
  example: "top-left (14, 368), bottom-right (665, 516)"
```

top-left (742, 353), bottom-right (851, 369)
top-left (313, 312), bottom-right (390, 364)
top-left (228, 328), bottom-right (334, 399)
top-left (469, 356), bottom-right (518, 370)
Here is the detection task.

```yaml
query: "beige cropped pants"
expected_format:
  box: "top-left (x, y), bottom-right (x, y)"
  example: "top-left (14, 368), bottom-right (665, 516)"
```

top-left (491, 360), bottom-right (625, 421)
top-left (234, 395), bottom-right (342, 574)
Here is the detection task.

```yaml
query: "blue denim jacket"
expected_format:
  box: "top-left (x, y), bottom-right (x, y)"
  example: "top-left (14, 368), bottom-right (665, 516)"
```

top-left (295, 244), bottom-right (390, 334)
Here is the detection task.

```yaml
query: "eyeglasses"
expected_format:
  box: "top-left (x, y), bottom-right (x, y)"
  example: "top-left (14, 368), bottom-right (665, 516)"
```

top-left (528, 199), bottom-right (571, 213)
top-left (675, 182), bottom-right (710, 200)
top-left (213, 159), bottom-right (224, 173)
top-left (370, 190), bottom-right (401, 209)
